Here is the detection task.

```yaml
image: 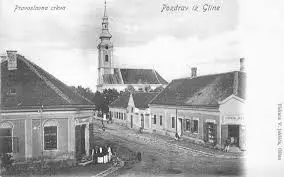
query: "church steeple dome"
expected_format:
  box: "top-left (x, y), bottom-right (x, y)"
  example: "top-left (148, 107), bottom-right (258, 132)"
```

top-left (100, 0), bottom-right (112, 39)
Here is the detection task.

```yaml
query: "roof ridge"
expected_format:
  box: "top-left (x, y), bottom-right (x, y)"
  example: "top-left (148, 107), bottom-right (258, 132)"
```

top-left (152, 69), bottom-right (161, 84)
top-left (20, 56), bottom-right (74, 104)
top-left (172, 70), bottom-right (238, 82)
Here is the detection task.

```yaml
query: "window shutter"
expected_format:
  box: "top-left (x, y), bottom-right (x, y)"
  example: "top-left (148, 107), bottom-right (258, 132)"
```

top-left (190, 119), bottom-right (194, 133)
top-left (12, 137), bottom-right (19, 153)
top-left (203, 123), bottom-right (208, 142)
top-left (213, 124), bottom-right (217, 145)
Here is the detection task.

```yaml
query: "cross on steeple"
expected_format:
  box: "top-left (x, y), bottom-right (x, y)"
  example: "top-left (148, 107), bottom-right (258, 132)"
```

top-left (104, 0), bottom-right (107, 17)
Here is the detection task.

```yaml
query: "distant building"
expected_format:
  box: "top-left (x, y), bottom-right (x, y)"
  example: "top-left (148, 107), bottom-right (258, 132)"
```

top-left (96, 2), bottom-right (168, 92)
top-left (149, 59), bottom-right (246, 150)
top-left (0, 51), bottom-right (95, 161)
top-left (109, 92), bottom-right (158, 131)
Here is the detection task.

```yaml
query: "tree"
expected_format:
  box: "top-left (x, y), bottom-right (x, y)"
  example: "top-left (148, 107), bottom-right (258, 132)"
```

top-left (153, 85), bottom-right (164, 92)
top-left (91, 89), bottom-right (120, 114)
top-left (144, 85), bottom-right (152, 92)
top-left (125, 85), bottom-right (135, 93)
top-left (70, 85), bottom-right (95, 101)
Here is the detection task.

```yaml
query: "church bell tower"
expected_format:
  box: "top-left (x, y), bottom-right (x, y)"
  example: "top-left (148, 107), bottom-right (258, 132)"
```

top-left (97, 0), bottom-right (114, 86)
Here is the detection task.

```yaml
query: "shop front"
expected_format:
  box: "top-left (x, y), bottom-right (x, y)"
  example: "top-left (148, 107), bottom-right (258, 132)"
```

top-left (221, 115), bottom-right (245, 150)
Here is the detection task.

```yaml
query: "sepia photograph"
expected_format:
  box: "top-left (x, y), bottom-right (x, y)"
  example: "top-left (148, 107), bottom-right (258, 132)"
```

top-left (0, 0), bottom-right (283, 176)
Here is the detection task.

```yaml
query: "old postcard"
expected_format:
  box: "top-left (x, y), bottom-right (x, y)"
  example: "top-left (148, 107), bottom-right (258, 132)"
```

top-left (0, 0), bottom-right (283, 176)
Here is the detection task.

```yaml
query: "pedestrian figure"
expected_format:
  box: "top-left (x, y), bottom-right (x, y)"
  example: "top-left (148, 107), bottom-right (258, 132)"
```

top-left (137, 152), bottom-right (142, 161)
top-left (93, 146), bottom-right (98, 164)
top-left (224, 138), bottom-right (231, 152)
top-left (174, 132), bottom-right (180, 141)
top-left (108, 146), bottom-right (112, 162)
top-left (98, 147), bottom-right (103, 163)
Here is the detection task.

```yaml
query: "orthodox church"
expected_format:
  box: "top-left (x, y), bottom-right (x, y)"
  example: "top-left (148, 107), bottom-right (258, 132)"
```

top-left (96, 1), bottom-right (168, 92)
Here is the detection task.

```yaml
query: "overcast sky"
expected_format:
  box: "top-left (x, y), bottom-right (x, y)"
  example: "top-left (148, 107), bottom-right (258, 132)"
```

top-left (0, 0), bottom-right (242, 91)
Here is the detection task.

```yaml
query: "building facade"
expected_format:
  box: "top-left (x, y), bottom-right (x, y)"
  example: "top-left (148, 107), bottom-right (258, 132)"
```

top-left (109, 92), bottom-right (158, 132)
top-left (149, 64), bottom-right (246, 150)
top-left (96, 2), bottom-right (168, 92)
top-left (0, 51), bottom-right (96, 161)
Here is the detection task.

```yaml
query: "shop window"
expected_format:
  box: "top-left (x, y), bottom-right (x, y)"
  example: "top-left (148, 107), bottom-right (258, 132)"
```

top-left (153, 115), bottom-right (156, 124)
top-left (160, 115), bottom-right (163, 126)
top-left (185, 119), bottom-right (190, 131)
top-left (44, 120), bottom-right (58, 150)
top-left (172, 117), bottom-right (175, 128)
top-left (193, 120), bottom-right (198, 133)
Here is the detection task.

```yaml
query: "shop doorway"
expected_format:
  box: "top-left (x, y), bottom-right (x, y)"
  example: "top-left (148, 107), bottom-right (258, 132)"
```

top-left (75, 124), bottom-right (86, 159)
top-left (228, 125), bottom-right (239, 146)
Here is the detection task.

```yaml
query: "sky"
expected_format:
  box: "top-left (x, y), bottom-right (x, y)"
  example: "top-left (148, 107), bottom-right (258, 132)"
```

top-left (0, 0), bottom-right (242, 91)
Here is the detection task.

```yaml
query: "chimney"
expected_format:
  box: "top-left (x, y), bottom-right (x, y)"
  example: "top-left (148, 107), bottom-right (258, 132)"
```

top-left (240, 58), bottom-right (245, 72)
top-left (191, 67), bottom-right (197, 77)
top-left (7, 50), bottom-right (18, 70)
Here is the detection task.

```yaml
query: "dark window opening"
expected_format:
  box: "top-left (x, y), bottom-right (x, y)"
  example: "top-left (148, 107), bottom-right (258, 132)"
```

top-left (185, 119), bottom-right (190, 131)
top-left (193, 120), bottom-right (198, 133)
top-left (105, 45), bottom-right (108, 49)
top-left (105, 55), bottom-right (109, 62)
top-left (153, 115), bottom-right (156, 124)
top-left (172, 117), bottom-right (175, 128)
top-left (44, 126), bottom-right (57, 150)
top-left (160, 115), bottom-right (163, 126)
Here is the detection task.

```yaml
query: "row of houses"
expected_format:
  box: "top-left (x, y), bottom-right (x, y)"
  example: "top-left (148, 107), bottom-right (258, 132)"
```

top-left (109, 59), bottom-right (246, 150)
top-left (0, 51), bottom-right (95, 161)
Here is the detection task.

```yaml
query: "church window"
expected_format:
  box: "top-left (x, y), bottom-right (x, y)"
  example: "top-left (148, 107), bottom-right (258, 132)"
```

top-left (105, 55), bottom-right (108, 62)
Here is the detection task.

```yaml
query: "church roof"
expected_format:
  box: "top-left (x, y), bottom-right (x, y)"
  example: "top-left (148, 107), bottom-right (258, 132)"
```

top-left (120, 69), bottom-right (168, 85)
top-left (150, 71), bottom-right (246, 107)
top-left (102, 68), bottom-right (168, 85)
top-left (1, 54), bottom-right (95, 110)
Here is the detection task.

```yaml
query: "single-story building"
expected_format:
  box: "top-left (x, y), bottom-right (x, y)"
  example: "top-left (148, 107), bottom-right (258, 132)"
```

top-left (0, 51), bottom-right (96, 161)
top-left (109, 92), bottom-right (158, 131)
top-left (149, 62), bottom-right (246, 150)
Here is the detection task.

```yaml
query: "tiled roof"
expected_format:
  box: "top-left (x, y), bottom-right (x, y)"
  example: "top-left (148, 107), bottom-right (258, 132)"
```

top-left (109, 92), bottom-right (130, 109)
top-left (1, 54), bottom-right (95, 110)
top-left (120, 68), bottom-right (168, 85)
top-left (103, 68), bottom-right (123, 84)
top-left (109, 92), bottom-right (159, 109)
top-left (132, 92), bottom-right (159, 109)
top-left (150, 71), bottom-right (246, 107)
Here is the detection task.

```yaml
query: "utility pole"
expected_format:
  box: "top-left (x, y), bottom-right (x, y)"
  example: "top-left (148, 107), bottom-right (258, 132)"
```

top-left (40, 104), bottom-right (44, 173)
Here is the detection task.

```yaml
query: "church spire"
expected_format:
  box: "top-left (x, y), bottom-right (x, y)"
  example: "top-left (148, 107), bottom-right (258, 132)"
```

top-left (104, 0), bottom-right (107, 17)
top-left (100, 0), bottom-right (112, 39)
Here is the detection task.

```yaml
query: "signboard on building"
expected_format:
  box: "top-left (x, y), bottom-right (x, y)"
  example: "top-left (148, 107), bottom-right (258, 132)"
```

top-left (222, 115), bottom-right (244, 125)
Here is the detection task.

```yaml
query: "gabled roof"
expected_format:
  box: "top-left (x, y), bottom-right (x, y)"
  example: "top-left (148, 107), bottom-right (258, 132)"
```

top-left (132, 92), bottom-right (159, 109)
top-left (150, 71), bottom-right (246, 107)
top-left (102, 68), bottom-right (168, 85)
top-left (120, 68), bottom-right (168, 85)
top-left (109, 92), bottom-right (130, 109)
top-left (109, 92), bottom-right (159, 109)
top-left (1, 54), bottom-right (95, 110)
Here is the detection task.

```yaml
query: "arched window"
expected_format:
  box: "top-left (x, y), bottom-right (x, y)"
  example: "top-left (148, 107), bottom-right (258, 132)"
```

top-left (43, 120), bottom-right (58, 150)
top-left (0, 122), bottom-right (13, 153)
top-left (105, 55), bottom-right (109, 62)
